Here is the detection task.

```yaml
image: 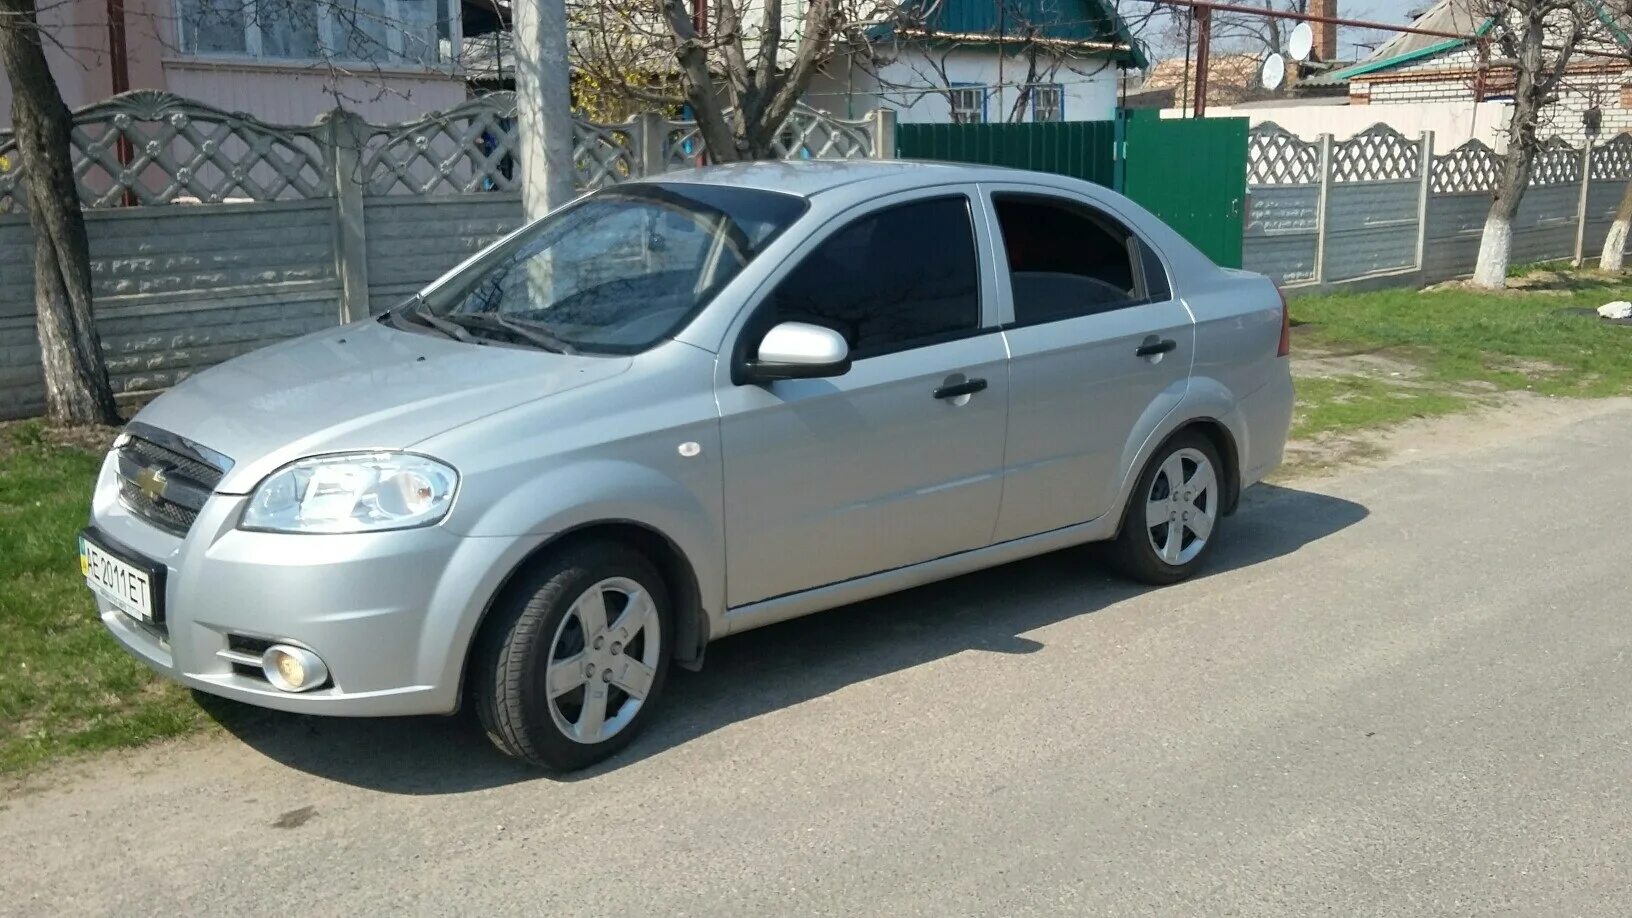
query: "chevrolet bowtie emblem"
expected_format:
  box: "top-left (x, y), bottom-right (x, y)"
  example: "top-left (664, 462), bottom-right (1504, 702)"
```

top-left (134, 466), bottom-right (168, 503)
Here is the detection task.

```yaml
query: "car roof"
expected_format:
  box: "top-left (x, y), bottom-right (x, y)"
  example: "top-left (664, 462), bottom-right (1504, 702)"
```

top-left (636, 159), bottom-right (1038, 198)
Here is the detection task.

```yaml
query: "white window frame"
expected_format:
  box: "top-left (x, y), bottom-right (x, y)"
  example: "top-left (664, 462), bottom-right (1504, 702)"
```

top-left (174, 0), bottom-right (463, 70)
top-left (1031, 84), bottom-right (1064, 122)
top-left (948, 84), bottom-right (987, 124)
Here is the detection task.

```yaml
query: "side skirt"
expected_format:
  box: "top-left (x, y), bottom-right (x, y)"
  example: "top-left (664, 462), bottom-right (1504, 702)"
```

top-left (721, 515), bottom-right (1116, 637)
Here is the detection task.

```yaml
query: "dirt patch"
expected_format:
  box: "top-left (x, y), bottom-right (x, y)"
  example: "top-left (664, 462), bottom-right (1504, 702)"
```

top-left (0, 420), bottom-right (117, 457)
top-left (1279, 391), bottom-right (1632, 481)
top-left (1292, 348), bottom-right (1425, 382)
top-left (1486, 357), bottom-right (1567, 380)
top-left (1426, 268), bottom-right (1624, 296)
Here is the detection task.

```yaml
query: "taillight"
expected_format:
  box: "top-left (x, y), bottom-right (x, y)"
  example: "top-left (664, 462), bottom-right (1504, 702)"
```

top-left (1276, 286), bottom-right (1291, 357)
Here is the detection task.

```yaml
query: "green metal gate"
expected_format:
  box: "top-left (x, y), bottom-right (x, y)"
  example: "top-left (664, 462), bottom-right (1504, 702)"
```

top-left (894, 112), bottom-right (1248, 268)
top-left (1116, 110), bottom-right (1247, 268)
top-left (896, 121), bottom-right (1118, 187)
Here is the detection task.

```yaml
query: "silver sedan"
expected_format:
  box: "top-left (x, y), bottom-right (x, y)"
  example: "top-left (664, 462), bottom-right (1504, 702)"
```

top-left (82, 161), bottom-right (1294, 771)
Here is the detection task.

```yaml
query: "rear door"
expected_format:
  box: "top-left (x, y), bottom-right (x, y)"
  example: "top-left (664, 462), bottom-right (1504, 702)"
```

top-left (716, 190), bottom-right (1010, 606)
top-left (984, 185), bottom-right (1195, 542)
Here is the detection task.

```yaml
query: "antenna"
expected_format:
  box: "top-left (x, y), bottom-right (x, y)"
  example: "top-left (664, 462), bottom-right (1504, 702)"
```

top-left (1289, 22), bottom-right (1314, 61)
top-left (1261, 53), bottom-right (1286, 90)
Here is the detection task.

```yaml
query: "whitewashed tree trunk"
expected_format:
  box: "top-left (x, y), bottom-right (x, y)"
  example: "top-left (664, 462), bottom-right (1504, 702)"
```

top-left (1472, 212), bottom-right (1515, 287)
top-left (1601, 180), bottom-right (1632, 272)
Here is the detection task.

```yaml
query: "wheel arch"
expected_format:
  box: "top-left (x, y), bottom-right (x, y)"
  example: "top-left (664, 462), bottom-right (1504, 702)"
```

top-left (1185, 418), bottom-right (1242, 515)
top-left (458, 519), bottom-right (710, 709)
top-left (1114, 416), bottom-right (1244, 539)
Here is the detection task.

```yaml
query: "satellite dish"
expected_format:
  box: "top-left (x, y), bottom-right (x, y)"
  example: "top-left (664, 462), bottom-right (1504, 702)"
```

top-left (1261, 53), bottom-right (1286, 90)
top-left (1289, 22), bottom-right (1315, 61)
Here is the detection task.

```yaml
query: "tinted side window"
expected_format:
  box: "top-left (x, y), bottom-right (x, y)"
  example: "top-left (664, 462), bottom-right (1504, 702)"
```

top-left (760, 196), bottom-right (980, 358)
top-left (993, 194), bottom-right (1142, 325)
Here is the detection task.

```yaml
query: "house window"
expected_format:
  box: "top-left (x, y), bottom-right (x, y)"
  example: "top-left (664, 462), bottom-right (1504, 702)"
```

top-left (948, 86), bottom-right (986, 124)
top-left (1031, 84), bottom-right (1064, 122)
top-left (177, 0), bottom-right (460, 67)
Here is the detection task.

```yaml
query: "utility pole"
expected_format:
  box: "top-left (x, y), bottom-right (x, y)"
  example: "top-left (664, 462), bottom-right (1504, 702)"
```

top-left (512, 0), bottom-right (576, 219)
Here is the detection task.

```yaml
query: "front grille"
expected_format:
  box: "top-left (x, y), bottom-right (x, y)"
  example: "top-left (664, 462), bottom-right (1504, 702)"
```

top-left (124, 437), bottom-right (223, 489)
top-left (118, 477), bottom-right (198, 533)
top-left (114, 427), bottom-right (231, 537)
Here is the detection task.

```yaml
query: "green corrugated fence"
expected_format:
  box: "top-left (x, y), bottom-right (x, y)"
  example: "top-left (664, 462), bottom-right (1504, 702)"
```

top-left (896, 121), bottom-right (1118, 188)
top-left (893, 112), bottom-right (1248, 268)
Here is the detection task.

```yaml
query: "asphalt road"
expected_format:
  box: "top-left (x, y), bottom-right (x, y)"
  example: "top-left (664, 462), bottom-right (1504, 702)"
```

top-left (5, 397), bottom-right (1632, 917)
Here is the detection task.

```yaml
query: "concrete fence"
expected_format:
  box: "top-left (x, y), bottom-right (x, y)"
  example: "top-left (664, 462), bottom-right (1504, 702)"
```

top-left (0, 90), bottom-right (893, 420)
top-left (1243, 122), bottom-right (1632, 291)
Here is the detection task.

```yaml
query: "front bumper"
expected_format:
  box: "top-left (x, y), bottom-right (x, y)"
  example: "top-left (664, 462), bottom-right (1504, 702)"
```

top-left (89, 452), bottom-right (540, 717)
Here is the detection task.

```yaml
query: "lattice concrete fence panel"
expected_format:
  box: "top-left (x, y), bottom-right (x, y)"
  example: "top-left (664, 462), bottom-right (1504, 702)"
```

top-left (1244, 120), bottom-right (1632, 290)
top-left (0, 91), bottom-right (891, 419)
top-left (1243, 124), bottom-right (1323, 285)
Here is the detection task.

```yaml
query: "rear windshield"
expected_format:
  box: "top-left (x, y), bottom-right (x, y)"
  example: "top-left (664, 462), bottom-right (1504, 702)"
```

top-left (415, 183), bottom-right (808, 354)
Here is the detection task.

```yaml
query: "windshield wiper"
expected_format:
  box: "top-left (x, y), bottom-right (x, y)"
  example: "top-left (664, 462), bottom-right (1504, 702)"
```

top-left (397, 297), bottom-right (480, 344)
top-left (445, 313), bottom-right (577, 355)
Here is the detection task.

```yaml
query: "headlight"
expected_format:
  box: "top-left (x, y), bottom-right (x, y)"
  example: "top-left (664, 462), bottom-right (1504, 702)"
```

top-left (241, 452), bottom-right (458, 534)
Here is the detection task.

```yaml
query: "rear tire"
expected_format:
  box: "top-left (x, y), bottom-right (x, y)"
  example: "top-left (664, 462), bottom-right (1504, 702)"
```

top-left (472, 541), bottom-right (672, 772)
top-left (1109, 431), bottom-right (1224, 585)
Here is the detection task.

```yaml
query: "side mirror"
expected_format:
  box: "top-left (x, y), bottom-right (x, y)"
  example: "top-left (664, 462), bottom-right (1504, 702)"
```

top-left (740, 321), bottom-right (852, 382)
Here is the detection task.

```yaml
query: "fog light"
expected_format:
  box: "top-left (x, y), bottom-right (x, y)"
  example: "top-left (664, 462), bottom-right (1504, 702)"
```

top-left (261, 645), bottom-right (328, 693)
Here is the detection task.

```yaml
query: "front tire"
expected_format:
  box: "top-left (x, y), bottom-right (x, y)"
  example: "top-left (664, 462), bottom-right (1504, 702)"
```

top-left (1109, 431), bottom-right (1224, 585)
top-left (472, 542), bottom-right (672, 772)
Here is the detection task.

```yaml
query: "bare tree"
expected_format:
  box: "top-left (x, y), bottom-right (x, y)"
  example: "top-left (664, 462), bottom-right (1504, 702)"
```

top-left (1, 0), bottom-right (120, 425)
top-left (1207, 0), bottom-right (1307, 59)
top-left (1470, 0), bottom-right (1598, 288)
top-left (879, 3), bottom-right (1141, 125)
top-left (805, 0), bottom-right (1157, 125)
top-left (570, 0), bottom-right (900, 159)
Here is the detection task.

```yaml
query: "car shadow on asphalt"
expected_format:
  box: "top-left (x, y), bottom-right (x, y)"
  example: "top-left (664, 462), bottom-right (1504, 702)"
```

top-left (200, 482), bottom-right (1368, 793)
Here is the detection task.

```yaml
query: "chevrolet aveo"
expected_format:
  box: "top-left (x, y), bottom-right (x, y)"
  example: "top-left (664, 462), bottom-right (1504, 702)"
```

top-left (82, 161), bottom-right (1293, 772)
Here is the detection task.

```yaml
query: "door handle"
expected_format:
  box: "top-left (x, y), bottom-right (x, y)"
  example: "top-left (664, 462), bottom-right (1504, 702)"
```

top-left (933, 377), bottom-right (988, 399)
top-left (1136, 337), bottom-right (1177, 357)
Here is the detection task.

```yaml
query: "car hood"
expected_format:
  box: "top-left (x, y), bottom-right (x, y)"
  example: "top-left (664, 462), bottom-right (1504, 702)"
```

top-left (132, 319), bottom-right (632, 493)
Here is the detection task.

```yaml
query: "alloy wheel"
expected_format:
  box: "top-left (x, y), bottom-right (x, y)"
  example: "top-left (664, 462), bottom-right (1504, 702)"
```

top-left (543, 577), bottom-right (662, 744)
top-left (1144, 447), bottom-right (1217, 566)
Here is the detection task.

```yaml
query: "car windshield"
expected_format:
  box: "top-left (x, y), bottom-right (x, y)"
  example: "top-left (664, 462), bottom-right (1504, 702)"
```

top-left (406, 183), bottom-right (808, 354)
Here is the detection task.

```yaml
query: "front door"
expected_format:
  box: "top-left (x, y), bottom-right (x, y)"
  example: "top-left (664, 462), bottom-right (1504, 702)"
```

top-left (717, 192), bottom-right (1010, 606)
top-left (984, 186), bottom-right (1195, 542)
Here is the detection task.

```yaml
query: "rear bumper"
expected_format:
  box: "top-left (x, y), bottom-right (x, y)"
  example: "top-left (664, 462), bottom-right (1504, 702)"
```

top-left (1239, 363), bottom-right (1294, 485)
top-left (89, 452), bottom-right (541, 717)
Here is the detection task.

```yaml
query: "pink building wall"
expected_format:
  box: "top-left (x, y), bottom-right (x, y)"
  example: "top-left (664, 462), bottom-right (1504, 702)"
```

top-left (1, 0), bottom-right (468, 130)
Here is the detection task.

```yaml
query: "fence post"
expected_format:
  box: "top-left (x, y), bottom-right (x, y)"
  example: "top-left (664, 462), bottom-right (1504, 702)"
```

top-left (869, 108), bottom-right (898, 159)
top-left (635, 111), bottom-right (667, 178)
top-left (1415, 131), bottom-right (1434, 273)
top-left (1314, 133), bottom-right (1333, 285)
top-left (321, 108), bottom-right (371, 324)
top-left (1574, 138), bottom-right (1594, 266)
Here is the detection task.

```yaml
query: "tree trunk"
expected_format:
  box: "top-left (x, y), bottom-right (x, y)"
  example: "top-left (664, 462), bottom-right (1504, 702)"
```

top-left (1601, 179), bottom-right (1632, 272)
top-left (1472, 141), bottom-right (1531, 288)
top-left (660, 0), bottom-right (744, 163)
top-left (0, 0), bottom-right (120, 425)
top-left (1470, 15), bottom-right (1547, 290)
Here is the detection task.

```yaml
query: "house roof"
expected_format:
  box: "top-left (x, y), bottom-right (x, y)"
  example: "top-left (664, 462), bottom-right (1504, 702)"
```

top-left (891, 0), bottom-right (1149, 68)
top-left (1134, 53), bottom-right (1268, 105)
top-left (1309, 0), bottom-right (1630, 86)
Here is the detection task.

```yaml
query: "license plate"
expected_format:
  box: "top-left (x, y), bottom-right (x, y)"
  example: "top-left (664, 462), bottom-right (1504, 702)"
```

top-left (80, 533), bottom-right (157, 623)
